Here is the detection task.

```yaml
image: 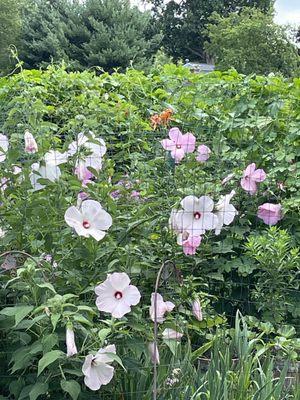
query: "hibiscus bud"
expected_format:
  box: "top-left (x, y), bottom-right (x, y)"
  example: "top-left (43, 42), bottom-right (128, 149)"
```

top-left (148, 342), bottom-right (160, 365)
top-left (192, 299), bottom-right (203, 321)
top-left (24, 130), bottom-right (38, 154)
top-left (66, 325), bottom-right (78, 357)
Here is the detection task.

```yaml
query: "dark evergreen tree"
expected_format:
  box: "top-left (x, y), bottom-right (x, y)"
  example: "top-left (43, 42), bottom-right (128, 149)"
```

top-left (81, 0), bottom-right (161, 71)
top-left (149, 0), bottom-right (274, 61)
top-left (19, 0), bottom-right (72, 68)
top-left (0, 0), bottom-right (23, 72)
top-left (18, 0), bottom-right (161, 71)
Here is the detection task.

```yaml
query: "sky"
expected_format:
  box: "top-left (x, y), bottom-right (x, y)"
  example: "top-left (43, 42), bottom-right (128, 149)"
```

top-left (131, 0), bottom-right (300, 26)
top-left (274, 0), bottom-right (300, 25)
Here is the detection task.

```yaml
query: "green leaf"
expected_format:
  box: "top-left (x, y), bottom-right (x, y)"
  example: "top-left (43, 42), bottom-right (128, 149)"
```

top-left (37, 350), bottom-right (64, 376)
top-left (105, 352), bottom-right (126, 371)
top-left (51, 313), bottom-right (60, 331)
top-left (60, 380), bottom-right (81, 400)
top-left (98, 328), bottom-right (111, 343)
top-left (192, 341), bottom-right (213, 361)
top-left (37, 283), bottom-right (56, 294)
top-left (163, 339), bottom-right (179, 356)
top-left (29, 383), bottom-right (49, 400)
top-left (0, 305), bottom-right (34, 327)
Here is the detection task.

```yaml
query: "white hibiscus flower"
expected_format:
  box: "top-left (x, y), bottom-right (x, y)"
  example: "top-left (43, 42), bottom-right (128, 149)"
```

top-left (64, 199), bottom-right (112, 241)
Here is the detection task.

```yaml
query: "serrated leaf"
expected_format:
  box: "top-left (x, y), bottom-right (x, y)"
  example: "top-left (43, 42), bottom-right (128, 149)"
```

top-left (37, 350), bottom-right (64, 376)
top-left (60, 380), bottom-right (81, 400)
top-left (29, 382), bottom-right (49, 400)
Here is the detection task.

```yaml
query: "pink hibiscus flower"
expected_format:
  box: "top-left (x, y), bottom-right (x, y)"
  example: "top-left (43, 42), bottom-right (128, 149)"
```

top-left (257, 203), bottom-right (282, 225)
top-left (240, 163), bottom-right (266, 195)
top-left (161, 127), bottom-right (196, 163)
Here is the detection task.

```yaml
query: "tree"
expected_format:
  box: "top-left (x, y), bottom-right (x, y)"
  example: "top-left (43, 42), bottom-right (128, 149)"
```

top-left (18, 0), bottom-right (77, 69)
top-left (205, 8), bottom-right (299, 76)
top-left (17, 0), bottom-right (161, 71)
top-left (0, 0), bottom-right (23, 72)
top-left (149, 0), bottom-right (274, 61)
top-left (80, 0), bottom-right (161, 71)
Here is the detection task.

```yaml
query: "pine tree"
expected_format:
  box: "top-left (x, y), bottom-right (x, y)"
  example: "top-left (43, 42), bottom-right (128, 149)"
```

top-left (0, 0), bottom-right (23, 72)
top-left (81, 0), bottom-right (161, 71)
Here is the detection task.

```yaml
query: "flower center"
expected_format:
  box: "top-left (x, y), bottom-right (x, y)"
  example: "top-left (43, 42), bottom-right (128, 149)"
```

top-left (114, 291), bottom-right (123, 300)
top-left (194, 212), bottom-right (201, 220)
top-left (82, 220), bottom-right (90, 229)
top-left (176, 144), bottom-right (181, 149)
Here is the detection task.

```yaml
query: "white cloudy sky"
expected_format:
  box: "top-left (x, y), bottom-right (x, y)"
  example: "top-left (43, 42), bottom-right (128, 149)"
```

top-left (274, 0), bottom-right (300, 25)
top-left (132, 0), bottom-right (300, 25)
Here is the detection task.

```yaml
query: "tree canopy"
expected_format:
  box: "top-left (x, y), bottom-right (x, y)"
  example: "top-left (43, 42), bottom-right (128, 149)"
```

top-left (17, 0), bottom-right (161, 72)
top-left (205, 7), bottom-right (299, 76)
top-left (150, 0), bottom-right (275, 61)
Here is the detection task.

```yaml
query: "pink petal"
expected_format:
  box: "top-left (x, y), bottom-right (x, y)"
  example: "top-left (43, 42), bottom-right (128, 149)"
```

top-left (240, 177), bottom-right (257, 194)
top-left (123, 285), bottom-right (141, 306)
top-left (161, 138), bottom-right (175, 151)
top-left (181, 133), bottom-right (196, 153)
top-left (170, 148), bottom-right (185, 163)
top-left (169, 127), bottom-right (183, 144)
top-left (244, 163), bottom-right (256, 177)
top-left (251, 169), bottom-right (266, 182)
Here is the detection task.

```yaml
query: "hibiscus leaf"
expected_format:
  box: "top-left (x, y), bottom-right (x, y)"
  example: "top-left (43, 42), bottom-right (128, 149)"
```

top-left (60, 380), bottom-right (81, 400)
top-left (29, 382), bottom-right (49, 400)
top-left (37, 283), bottom-right (56, 293)
top-left (106, 352), bottom-right (126, 371)
top-left (37, 350), bottom-right (64, 376)
top-left (0, 305), bottom-right (34, 327)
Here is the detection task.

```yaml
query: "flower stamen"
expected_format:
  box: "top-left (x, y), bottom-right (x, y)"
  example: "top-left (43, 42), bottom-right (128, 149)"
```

top-left (194, 212), bottom-right (201, 220)
top-left (83, 220), bottom-right (90, 229)
top-left (114, 291), bottom-right (123, 300)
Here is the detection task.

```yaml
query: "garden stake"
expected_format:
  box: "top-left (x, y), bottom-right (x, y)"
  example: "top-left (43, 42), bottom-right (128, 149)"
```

top-left (152, 259), bottom-right (182, 400)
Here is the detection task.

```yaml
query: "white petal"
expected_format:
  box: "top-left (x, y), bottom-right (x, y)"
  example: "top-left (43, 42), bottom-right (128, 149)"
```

top-left (64, 206), bottom-right (83, 229)
top-left (123, 285), bottom-right (141, 306)
top-left (88, 229), bottom-right (106, 241)
top-left (108, 272), bottom-right (130, 291)
top-left (111, 300), bottom-right (131, 318)
top-left (181, 195), bottom-right (199, 212)
top-left (94, 345), bottom-right (116, 364)
top-left (197, 196), bottom-right (214, 212)
top-left (93, 363), bottom-right (114, 386)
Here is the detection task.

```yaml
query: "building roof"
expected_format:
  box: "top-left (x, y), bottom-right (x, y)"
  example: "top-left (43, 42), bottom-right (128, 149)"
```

top-left (183, 62), bottom-right (215, 73)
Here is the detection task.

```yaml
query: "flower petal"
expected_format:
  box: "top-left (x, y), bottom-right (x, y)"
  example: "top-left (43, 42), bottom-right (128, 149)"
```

top-left (123, 285), bottom-right (141, 307)
top-left (169, 127), bottom-right (183, 144)
top-left (161, 139), bottom-right (175, 151)
top-left (180, 133), bottom-right (196, 153)
top-left (108, 272), bottom-right (130, 291)
top-left (64, 206), bottom-right (83, 229)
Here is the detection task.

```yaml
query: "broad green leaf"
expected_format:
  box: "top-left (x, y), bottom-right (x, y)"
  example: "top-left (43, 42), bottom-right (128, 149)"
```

top-left (29, 383), bottom-right (49, 400)
top-left (37, 350), bottom-right (64, 376)
top-left (0, 305), bottom-right (34, 327)
top-left (60, 380), bottom-right (81, 400)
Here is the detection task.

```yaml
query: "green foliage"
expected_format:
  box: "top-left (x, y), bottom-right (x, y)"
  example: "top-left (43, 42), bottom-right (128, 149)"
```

top-left (0, 65), bottom-right (299, 397)
top-left (245, 227), bottom-right (300, 325)
top-left (17, 0), bottom-right (161, 72)
top-left (150, 0), bottom-right (274, 61)
top-left (0, 0), bottom-right (23, 71)
top-left (205, 8), bottom-right (299, 76)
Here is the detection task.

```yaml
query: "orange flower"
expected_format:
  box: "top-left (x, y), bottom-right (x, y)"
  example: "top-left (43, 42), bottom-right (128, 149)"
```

top-left (150, 114), bottom-right (161, 130)
top-left (160, 108), bottom-right (173, 125)
top-left (150, 108), bottom-right (173, 130)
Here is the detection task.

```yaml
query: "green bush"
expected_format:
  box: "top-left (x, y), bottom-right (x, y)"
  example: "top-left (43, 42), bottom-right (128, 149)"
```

top-left (0, 65), bottom-right (299, 398)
